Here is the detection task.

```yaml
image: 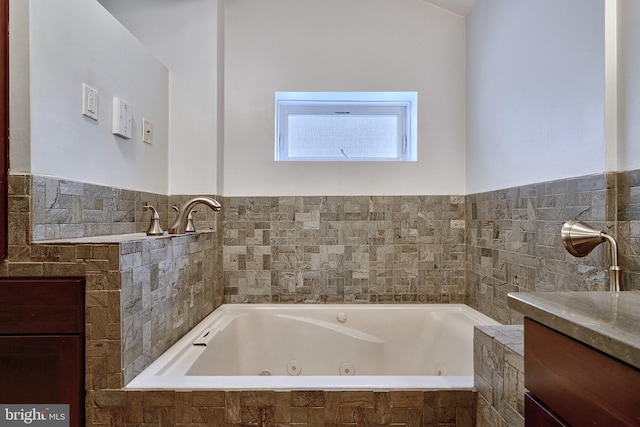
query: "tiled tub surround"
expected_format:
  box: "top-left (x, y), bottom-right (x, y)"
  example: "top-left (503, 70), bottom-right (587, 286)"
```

top-left (26, 174), bottom-right (219, 243)
top-left (222, 195), bottom-right (467, 304)
top-left (464, 172), bottom-right (640, 324)
top-left (474, 325), bottom-right (525, 427)
top-left (30, 175), bottom-right (167, 240)
top-left (18, 172), bottom-right (640, 320)
top-left (614, 170), bottom-right (640, 291)
top-left (93, 389), bottom-right (477, 426)
top-left (222, 173), bottom-right (640, 313)
top-left (33, 231), bottom-right (221, 383)
top-left (118, 233), bottom-right (220, 383)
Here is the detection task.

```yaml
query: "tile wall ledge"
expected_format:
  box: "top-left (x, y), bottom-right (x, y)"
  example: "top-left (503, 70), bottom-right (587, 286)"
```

top-left (33, 229), bottom-right (217, 245)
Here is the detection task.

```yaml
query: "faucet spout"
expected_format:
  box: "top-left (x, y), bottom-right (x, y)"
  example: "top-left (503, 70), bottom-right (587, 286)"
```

top-left (601, 233), bottom-right (622, 292)
top-left (169, 197), bottom-right (221, 234)
top-left (561, 220), bottom-right (622, 292)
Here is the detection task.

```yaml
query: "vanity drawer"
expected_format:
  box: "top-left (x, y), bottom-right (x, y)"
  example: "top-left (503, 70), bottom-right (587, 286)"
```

top-left (525, 318), bottom-right (640, 426)
top-left (0, 277), bottom-right (84, 334)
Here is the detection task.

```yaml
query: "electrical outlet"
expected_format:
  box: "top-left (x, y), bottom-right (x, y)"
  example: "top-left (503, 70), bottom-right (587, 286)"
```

top-left (142, 118), bottom-right (153, 144)
top-left (82, 84), bottom-right (98, 120)
top-left (112, 97), bottom-right (132, 139)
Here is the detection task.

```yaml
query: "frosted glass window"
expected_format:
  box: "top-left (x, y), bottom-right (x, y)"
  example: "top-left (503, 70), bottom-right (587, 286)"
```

top-left (288, 115), bottom-right (400, 159)
top-left (275, 92), bottom-right (417, 162)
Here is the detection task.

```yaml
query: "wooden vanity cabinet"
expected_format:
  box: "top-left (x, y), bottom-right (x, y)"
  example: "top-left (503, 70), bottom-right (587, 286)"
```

top-left (0, 277), bottom-right (85, 427)
top-left (525, 393), bottom-right (569, 427)
top-left (524, 318), bottom-right (640, 426)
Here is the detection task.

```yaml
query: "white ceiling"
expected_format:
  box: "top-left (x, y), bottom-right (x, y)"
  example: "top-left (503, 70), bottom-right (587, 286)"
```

top-left (422, 0), bottom-right (477, 16)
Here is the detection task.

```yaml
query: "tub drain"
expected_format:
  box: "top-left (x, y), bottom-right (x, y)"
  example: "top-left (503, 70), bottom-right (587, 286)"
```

top-left (339, 362), bottom-right (355, 376)
top-left (436, 365), bottom-right (447, 376)
top-left (287, 360), bottom-right (301, 376)
top-left (258, 369), bottom-right (273, 376)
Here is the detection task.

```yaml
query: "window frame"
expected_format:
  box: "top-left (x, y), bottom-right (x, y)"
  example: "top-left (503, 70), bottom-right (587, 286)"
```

top-left (275, 92), bottom-right (417, 162)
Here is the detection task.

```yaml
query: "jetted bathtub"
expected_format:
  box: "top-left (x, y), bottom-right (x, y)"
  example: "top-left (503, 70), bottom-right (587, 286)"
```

top-left (126, 304), bottom-right (499, 390)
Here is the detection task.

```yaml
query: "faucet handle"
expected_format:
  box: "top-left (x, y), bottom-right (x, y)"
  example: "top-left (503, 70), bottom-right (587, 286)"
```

top-left (186, 210), bottom-right (196, 233)
top-left (143, 204), bottom-right (159, 217)
top-left (143, 204), bottom-right (164, 236)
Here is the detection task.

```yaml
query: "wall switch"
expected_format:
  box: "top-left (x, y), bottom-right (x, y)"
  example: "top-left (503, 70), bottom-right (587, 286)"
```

top-left (112, 97), bottom-right (132, 139)
top-left (142, 118), bottom-right (153, 144)
top-left (82, 84), bottom-right (98, 120)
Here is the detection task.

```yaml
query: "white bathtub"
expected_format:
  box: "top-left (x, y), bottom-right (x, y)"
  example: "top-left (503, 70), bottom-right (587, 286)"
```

top-left (126, 304), bottom-right (498, 391)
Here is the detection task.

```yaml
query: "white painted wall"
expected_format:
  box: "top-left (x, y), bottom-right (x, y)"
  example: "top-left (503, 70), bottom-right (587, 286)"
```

top-left (98, 0), bottom-right (222, 196)
top-left (8, 0), bottom-right (30, 174)
top-left (466, 0), bottom-right (606, 194)
top-left (10, 0), bottom-right (169, 194)
top-left (16, 0), bottom-right (634, 198)
top-left (424, 0), bottom-right (477, 17)
top-left (224, 0), bottom-right (466, 196)
top-left (618, 0), bottom-right (640, 171)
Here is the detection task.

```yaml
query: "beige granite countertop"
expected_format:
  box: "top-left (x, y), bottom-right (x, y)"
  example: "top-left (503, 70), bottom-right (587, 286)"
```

top-left (508, 291), bottom-right (640, 370)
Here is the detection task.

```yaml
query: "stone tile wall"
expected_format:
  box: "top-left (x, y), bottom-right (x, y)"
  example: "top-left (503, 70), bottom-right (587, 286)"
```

top-left (222, 195), bottom-right (466, 304)
top-left (474, 325), bottom-right (525, 427)
top-left (92, 389), bottom-right (476, 426)
top-left (19, 171), bottom-right (640, 320)
top-left (464, 173), bottom-right (621, 324)
top-left (119, 233), bottom-right (219, 383)
top-left (27, 174), bottom-right (219, 242)
top-left (24, 172), bottom-right (640, 322)
top-left (30, 175), bottom-right (167, 240)
top-left (614, 169), bottom-right (640, 290)
top-left (221, 173), bottom-right (640, 314)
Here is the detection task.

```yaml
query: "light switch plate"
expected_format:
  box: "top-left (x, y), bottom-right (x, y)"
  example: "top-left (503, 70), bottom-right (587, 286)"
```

top-left (82, 84), bottom-right (98, 121)
top-left (142, 118), bottom-right (153, 144)
top-left (112, 97), bottom-right (132, 139)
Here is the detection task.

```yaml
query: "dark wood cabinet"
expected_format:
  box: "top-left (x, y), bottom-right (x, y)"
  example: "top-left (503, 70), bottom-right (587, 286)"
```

top-left (0, 0), bottom-right (8, 261)
top-left (524, 318), bottom-right (640, 426)
top-left (524, 393), bottom-right (569, 427)
top-left (0, 336), bottom-right (83, 404)
top-left (0, 277), bottom-right (84, 426)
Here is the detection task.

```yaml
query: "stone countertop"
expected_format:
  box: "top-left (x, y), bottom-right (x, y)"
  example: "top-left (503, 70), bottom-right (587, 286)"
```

top-left (508, 291), bottom-right (640, 370)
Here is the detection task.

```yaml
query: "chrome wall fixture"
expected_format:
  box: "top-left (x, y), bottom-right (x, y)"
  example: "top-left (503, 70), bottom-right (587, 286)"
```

top-left (561, 220), bottom-right (622, 291)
